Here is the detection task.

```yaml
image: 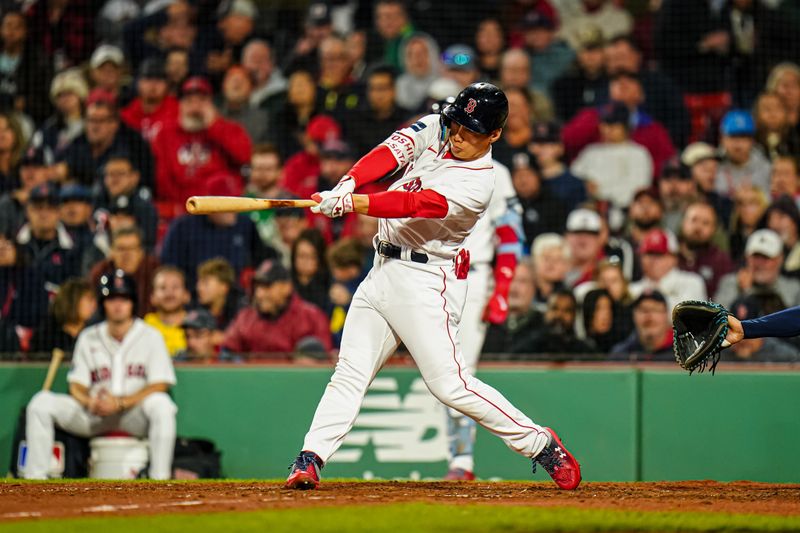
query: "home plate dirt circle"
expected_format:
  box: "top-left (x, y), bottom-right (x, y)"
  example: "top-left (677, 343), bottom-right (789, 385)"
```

top-left (1, 481), bottom-right (799, 521)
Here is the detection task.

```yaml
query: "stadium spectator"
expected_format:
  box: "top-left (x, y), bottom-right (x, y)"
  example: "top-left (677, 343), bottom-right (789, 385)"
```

top-left (551, 24), bottom-right (608, 122)
top-left (524, 289), bottom-right (596, 356)
top-left (497, 50), bottom-right (554, 122)
top-left (346, 29), bottom-right (369, 82)
top-left (626, 188), bottom-right (664, 248)
top-left (474, 18), bottom-right (505, 82)
top-left (629, 228), bottom-right (707, 312)
top-left (88, 45), bottom-right (127, 102)
top-left (29, 278), bottom-right (96, 353)
top-left (202, 1), bottom-right (258, 82)
top-left (195, 257), bottom-right (242, 347)
top-left (223, 259), bottom-right (331, 357)
top-left (659, 160), bottom-right (699, 236)
top-left (0, 231), bottom-right (43, 336)
top-left (603, 35), bottom-right (690, 147)
top-left (160, 199), bottom-right (277, 290)
top-left (241, 39), bottom-right (287, 112)
top-left (151, 76), bottom-right (251, 216)
top-left (26, 0), bottom-right (95, 71)
top-left (0, 144), bottom-right (46, 236)
top-left (0, 111), bottom-right (24, 195)
top-left (38, 69), bottom-right (88, 164)
top-left (283, 2), bottom-right (334, 73)
top-left (57, 183), bottom-right (95, 271)
top-left (274, 207), bottom-right (310, 268)
top-left (559, 0), bottom-right (632, 51)
top-left (654, 0), bottom-right (732, 95)
top-left (570, 102), bottom-right (653, 207)
top-left (122, 1), bottom-right (197, 73)
top-left (528, 122), bottom-right (586, 211)
top-left (682, 141), bottom-right (733, 228)
top-left (291, 228), bottom-right (330, 312)
top-left (609, 289), bottom-right (673, 361)
top-left (368, 0), bottom-right (415, 70)
top-left (327, 237), bottom-right (365, 348)
top-left (0, 10), bottom-right (52, 123)
top-left (581, 288), bottom-right (628, 353)
top-left (564, 71), bottom-right (675, 176)
top-left (164, 47), bottom-right (190, 96)
top-left (345, 65), bottom-right (409, 157)
top-left (770, 155), bottom-right (800, 206)
top-left (318, 35), bottom-right (360, 117)
top-left (716, 110), bottom-right (772, 198)
top-left (582, 260), bottom-right (635, 346)
top-left (766, 63), bottom-right (800, 135)
top-left (564, 208), bottom-right (605, 287)
top-left (219, 65), bottom-right (269, 143)
top-left (244, 144), bottom-right (289, 250)
top-left (491, 87), bottom-right (540, 170)
top-left (715, 229), bottom-right (800, 309)
top-left (753, 91), bottom-right (800, 162)
top-left (511, 153), bottom-right (568, 248)
top-left (94, 155), bottom-right (157, 252)
top-left (678, 201), bottom-right (735, 296)
top-left (121, 58), bottom-right (179, 145)
top-left (481, 260), bottom-right (543, 355)
top-left (281, 115), bottom-right (341, 200)
top-left (57, 89), bottom-right (155, 191)
top-left (729, 184), bottom-right (769, 262)
top-left (15, 183), bottom-right (80, 326)
top-left (500, 0), bottom-right (559, 49)
top-left (520, 12), bottom-right (574, 99)
top-left (531, 233), bottom-right (569, 313)
top-left (144, 265), bottom-right (190, 356)
top-left (722, 295), bottom-right (800, 363)
top-left (174, 307), bottom-right (219, 362)
top-left (763, 195), bottom-right (800, 276)
top-left (89, 227), bottom-right (157, 318)
top-left (440, 44), bottom-right (481, 89)
top-left (268, 68), bottom-right (323, 159)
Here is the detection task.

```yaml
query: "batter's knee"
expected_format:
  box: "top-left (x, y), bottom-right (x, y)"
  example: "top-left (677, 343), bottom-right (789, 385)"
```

top-left (26, 390), bottom-right (58, 417)
top-left (140, 392), bottom-right (177, 419)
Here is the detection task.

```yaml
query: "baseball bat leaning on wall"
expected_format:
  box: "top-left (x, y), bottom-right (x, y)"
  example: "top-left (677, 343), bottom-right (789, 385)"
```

top-left (186, 196), bottom-right (318, 214)
top-left (42, 348), bottom-right (65, 392)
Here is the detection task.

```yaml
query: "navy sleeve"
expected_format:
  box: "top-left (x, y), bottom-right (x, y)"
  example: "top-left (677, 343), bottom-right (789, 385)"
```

top-left (742, 306), bottom-right (800, 339)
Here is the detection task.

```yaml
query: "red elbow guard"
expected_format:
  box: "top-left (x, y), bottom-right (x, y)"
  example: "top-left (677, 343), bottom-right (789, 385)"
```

top-left (348, 145), bottom-right (399, 187)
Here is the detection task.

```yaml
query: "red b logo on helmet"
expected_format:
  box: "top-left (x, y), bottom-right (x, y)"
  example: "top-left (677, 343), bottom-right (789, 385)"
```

top-left (465, 98), bottom-right (477, 114)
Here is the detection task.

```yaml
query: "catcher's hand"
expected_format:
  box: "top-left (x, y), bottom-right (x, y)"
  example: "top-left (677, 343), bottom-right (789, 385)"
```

top-left (672, 300), bottom-right (730, 374)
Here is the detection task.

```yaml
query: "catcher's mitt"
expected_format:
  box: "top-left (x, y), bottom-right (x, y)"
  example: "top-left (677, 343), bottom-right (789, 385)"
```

top-left (672, 300), bottom-right (730, 374)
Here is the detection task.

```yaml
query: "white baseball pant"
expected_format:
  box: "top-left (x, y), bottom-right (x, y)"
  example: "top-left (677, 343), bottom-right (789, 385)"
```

top-left (25, 391), bottom-right (177, 479)
top-left (302, 255), bottom-right (550, 463)
top-left (446, 263), bottom-right (492, 472)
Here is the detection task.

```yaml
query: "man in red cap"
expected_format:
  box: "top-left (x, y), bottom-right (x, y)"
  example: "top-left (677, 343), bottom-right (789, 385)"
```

top-left (152, 76), bottom-right (252, 217)
top-left (629, 228), bottom-right (706, 312)
top-left (281, 114), bottom-right (341, 199)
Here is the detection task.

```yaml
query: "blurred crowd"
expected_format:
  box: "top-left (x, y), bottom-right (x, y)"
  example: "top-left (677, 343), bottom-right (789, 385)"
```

top-left (1, 0), bottom-right (800, 364)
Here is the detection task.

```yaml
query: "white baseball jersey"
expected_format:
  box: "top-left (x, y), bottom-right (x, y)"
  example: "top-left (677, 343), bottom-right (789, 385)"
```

top-left (68, 319), bottom-right (176, 397)
top-left (379, 114), bottom-right (495, 261)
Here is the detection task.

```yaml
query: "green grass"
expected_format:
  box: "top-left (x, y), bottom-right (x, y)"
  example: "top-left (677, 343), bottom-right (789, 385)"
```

top-left (2, 503), bottom-right (799, 533)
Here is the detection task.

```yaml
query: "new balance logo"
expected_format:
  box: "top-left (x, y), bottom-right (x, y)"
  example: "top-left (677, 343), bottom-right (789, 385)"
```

top-left (331, 377), bottom-right (447, 463)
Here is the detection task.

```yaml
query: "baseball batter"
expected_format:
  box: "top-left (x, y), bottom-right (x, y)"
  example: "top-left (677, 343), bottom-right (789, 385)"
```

top-left (24, 270), bottom-right (177, 479)
top-left (285, 83), bottom-right (581, 490)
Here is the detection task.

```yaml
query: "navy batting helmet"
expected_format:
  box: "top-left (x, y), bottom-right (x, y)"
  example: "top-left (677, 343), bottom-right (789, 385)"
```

top-left (98, 269), bottom-right (137, 304)
top-left (441, 82), bottom-right (508, 135)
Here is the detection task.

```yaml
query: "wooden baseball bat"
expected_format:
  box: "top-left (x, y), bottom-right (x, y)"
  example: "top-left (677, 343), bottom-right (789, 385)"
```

top-left (42, 348), bottom-right (65, 392)
top-left (186, 196), bottom-right (318, 214)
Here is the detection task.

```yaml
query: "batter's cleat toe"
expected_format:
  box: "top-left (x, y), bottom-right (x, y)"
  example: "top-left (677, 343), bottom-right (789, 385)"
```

top-left (285, 451), bottom-right (323, 490)
top-left (444, 468), bottom-right (476, 481)
top-left (532, 427), bottom-right (581, 490)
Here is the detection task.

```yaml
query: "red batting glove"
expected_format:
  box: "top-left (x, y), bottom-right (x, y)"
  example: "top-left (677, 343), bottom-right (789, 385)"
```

top-left (482, 293), bottom-right (509, 324)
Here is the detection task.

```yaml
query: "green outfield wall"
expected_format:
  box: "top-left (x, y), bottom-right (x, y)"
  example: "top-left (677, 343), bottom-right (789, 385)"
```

top-left (1, 364), bottom-right (798, 482)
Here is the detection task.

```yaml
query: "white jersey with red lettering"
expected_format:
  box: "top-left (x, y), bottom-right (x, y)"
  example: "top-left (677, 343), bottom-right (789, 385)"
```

top-left (378, 113), bottom-right (495, 261)
top-left (23, 319), bottom-right (177, 480)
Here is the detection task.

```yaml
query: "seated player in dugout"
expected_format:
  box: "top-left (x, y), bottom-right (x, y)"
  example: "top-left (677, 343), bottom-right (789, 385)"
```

top-left (286, 83), bottom-right (581, 491)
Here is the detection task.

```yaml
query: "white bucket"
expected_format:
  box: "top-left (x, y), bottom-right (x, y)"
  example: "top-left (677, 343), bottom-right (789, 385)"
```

top-left (89, 437), bottom-right (149, 479)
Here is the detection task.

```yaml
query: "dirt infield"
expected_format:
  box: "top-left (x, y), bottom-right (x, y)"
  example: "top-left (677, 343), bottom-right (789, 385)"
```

top-left (1, 480), bottom-right (799, 521)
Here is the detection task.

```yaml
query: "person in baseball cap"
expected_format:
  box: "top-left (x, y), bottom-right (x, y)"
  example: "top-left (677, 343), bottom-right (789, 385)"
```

top-left (442, 44), bottom-right (480, 88)
top-left (563, 208), bottom-right (606, 286)
top-left (89, 44), bottom-right (126, 98)
top-left (175, 307), bottom-right (219, 362)
top-left (520, 11), bottom-right (572, 97)
top-left (609, 288), bottom-right (675, 360)
top-left (121, 57), bottom-right (178, 142)
top-left (58, 183), bottom-right (94, 239)
top-left (528, 122), bottom-right (587, 211)
top-left (717, 109), bottom-right (771, 197)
